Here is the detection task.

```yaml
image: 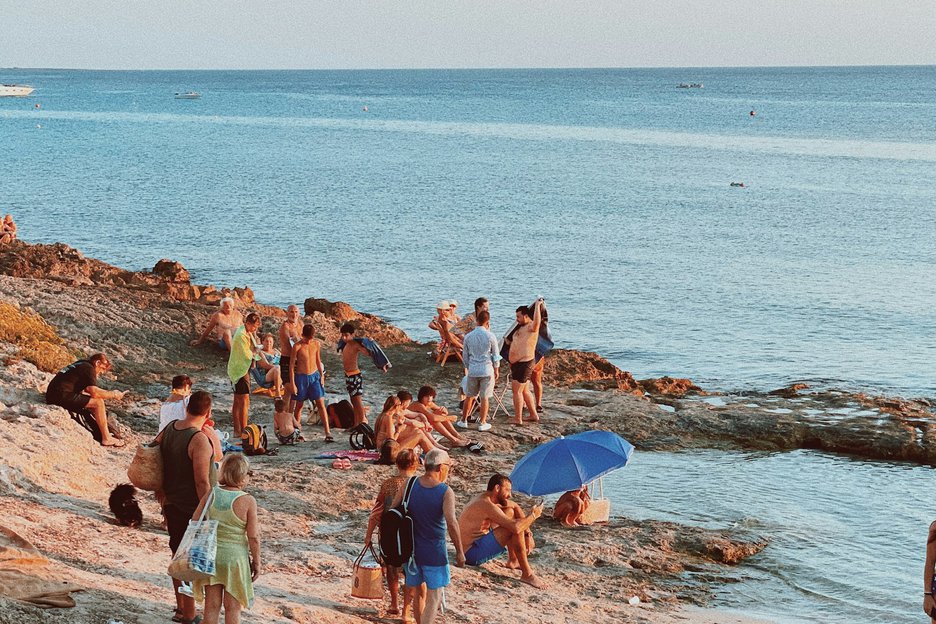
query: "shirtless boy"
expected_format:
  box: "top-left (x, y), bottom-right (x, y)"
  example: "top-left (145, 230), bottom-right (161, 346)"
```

top-left (458, 474), bottom-right (546, 589)
top-left (273, 397), bottom-right (299, 445)
top-left (290, 324), bottom-right (333, 442)
top-left (408, 385), bottom-right (470, 448)
top-left (338, 322), bottom-right (388, 427)
top-left (278, 304), bottom-right (303, 411)
top-left (508, 299), bottom-right (543, 424)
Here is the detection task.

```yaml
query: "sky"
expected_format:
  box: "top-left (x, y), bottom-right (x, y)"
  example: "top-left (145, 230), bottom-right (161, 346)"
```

top-left (2, 0), bottom-right (935, 70)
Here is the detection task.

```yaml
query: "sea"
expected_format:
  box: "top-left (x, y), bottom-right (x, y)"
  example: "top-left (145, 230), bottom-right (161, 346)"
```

top-left (2, 66), bottom-right (935, 622)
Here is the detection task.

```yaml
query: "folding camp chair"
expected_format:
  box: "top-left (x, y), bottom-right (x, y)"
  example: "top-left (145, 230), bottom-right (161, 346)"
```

top-left (436, 321), bottom-right (464, 368)
top-left (461, 371), bottom-right (512, 423)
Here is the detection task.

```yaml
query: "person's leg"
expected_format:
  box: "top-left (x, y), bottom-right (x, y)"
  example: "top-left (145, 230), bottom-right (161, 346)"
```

top-left (232, 393), bottom-right (249, 439)
top-left (292, 400), bottom-right (305, 437)
top-left (315, 398), bottom-right (331, 437)
top-left (221, 330), bottom-right (233, 351)
top-left (351, 395), bottom-right (366, 427)
top-left (86, 397), bottom-right (116, 445)
top-left (460, 396), bottom-right (475, 424)
top-left (222, 589), bottom-right (242, 624)
top-left (493, 527), bottom-right (546, 589)
top-left (201, 584), bottom-right (223, 624)
top-left (387, 566), bottom-right (400, 613)
top-left (522, 382), bottom-right (538, 422)
top-left (531, 363), bottom-right (544, 411)
top-left (511, 379), bottom-right (525, 424)
top-left (171, 578), bottom-right (186, 616)
top-left (432, 420), bottom-right (466, 446)
top-left (403, 584), bottom-right (421, 623)
top-left (478, 396), bottom-right (490, 425)
top-left (421, 588), bottom-right (442, 624)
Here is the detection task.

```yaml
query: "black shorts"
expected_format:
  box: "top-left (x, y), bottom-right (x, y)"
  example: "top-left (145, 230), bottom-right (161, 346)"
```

top-left (510, 359), bottom-right (535, 383)
top-left (46, 391), bottom-right (91, 412)
top-left (233, 374), bottom-right (250, 395)
top-left (280, 356), bottom-right (290, 381)
top-left (164, 504), bottom-right (196, 555)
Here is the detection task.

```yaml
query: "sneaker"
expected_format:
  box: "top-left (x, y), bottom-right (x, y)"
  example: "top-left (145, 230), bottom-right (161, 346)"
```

top-left (478, 423), bottom-right (492, 432)
top-left (455, 420), bottom-right (469, 429)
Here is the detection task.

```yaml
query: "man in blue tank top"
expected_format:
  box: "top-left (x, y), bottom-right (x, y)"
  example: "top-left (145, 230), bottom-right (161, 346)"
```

top-left (391, 448), bottom-right (465, 624)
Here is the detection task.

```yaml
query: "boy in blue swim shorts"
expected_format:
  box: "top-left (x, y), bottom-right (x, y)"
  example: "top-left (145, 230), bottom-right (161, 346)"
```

top-left (289, 324), bottom-right (333, 442)
top-left (458, 474), bottom-right (547, 589)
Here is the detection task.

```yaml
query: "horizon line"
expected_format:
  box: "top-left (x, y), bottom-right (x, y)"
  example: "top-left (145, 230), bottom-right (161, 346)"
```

top-left (3, 62), bottom-right (934, 72)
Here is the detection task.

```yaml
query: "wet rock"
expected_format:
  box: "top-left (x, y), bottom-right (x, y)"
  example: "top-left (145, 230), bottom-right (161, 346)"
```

top-left (855, 393), bottom-right (932, 419)
top-left (639, 376), bottom-right (704, 397)
top-left (543, 349), bottom-right (643, 394)
top-left (768, 383), bottom-right (810, 397)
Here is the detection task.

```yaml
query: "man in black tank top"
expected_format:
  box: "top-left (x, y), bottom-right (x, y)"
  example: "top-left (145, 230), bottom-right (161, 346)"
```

top-left (155, 390), bottom-right (217, 624)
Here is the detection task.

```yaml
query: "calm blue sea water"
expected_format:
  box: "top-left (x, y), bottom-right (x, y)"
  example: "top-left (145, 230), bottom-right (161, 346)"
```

top-left (2, 67), bottom-right (935, 396)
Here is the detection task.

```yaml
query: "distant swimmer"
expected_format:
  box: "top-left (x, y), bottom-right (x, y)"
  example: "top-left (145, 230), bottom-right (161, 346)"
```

top-left (749, 110), bottom-right (756, 117)
top-left (730, 182), bottom-right (746, 188)
top-left (34, 103), bottom-right (41, 110)
top-left (362, 105), bottom-right (368, 112)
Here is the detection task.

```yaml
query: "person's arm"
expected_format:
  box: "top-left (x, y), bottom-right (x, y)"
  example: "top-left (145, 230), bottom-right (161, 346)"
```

top-left (289, 350), bottom-right (297, 390)
top-left (486, 500), bottom-right (542, 534)
top-left (192, 313), bottom-right (219, 345)
top-left (442, 488), bottom-right (465, 567)
top-left (83, 386), bottom-right (127, 400)
top-left (245, 495), bottom-right (261, 581)
top-left (190, 432), bottom-right (214, 501)
top-left (365, 496), bottom-right (385, 546)
top-left (489, 333), bottom-right (502, 380)
top-left (315, 345), bottom-right (325, 377)
top-left (531, 299), bottom-right (543, 334)
top-left (206, 426), bottom-right (223, 462)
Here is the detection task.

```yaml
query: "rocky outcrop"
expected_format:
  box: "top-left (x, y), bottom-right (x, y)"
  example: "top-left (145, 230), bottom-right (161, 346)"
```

top-left (768, 383), bottom-right (810, 397)
top-left (303, 297), bottom-right (411, 346)
top-left (638, 376), bottom-right (704, 397)
top-left (543, 348), bottom-right (643, 394)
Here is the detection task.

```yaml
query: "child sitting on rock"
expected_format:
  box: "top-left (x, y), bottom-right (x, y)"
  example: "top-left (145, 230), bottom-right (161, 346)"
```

top-left (273, 398), bottom-right (300, 445)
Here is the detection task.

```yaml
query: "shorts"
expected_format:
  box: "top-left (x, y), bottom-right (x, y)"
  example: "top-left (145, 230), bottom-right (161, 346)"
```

top-left (294, 371), bottom-right (325, 402)
top-left (164, 504), bottom-right (196, 555)
top-left (280, 356), bottom-right (291, 381)
top-left (465, 531), bottom-right (507, 566)
top-left (404, 562), bottom-right (450, 590)
top-left (232, 374), bottom-right (250, 395)
top-left (510, 359), bottom-right (535, 383)
top-left (465, 375), bottom-right (494, 399)
top-left (250, 366), bottom-right (272, 388)
top-left (45, 391), bottom-right (91, 412)
top-left (345, 372), bottom-right (363, 398)
top-left (276, 429), bottom-right (300, 445)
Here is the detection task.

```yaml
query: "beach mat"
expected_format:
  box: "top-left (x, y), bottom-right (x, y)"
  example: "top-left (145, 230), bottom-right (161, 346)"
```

top-left (0, 525), bottom-right (83, 608)
top-left (316, 450), bottom-right (380, 462)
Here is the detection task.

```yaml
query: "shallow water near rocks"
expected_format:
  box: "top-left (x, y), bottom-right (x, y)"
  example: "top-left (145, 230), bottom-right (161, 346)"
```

top-left (605, 449), bottom-right (929, 623)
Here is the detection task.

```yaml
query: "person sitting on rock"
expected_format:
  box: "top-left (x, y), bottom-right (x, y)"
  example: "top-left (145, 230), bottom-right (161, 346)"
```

top-left (0, 214), bottom-right (17, 245)
top-left (407, 386), bottom-right (471, 449)
top-left (251, 333), bottom-right (283, 397)
top-left (458, 473), bottom-right (546, 589)
top-left (190, 297), bottom-right (244, 351)
top-left (552, 485), bottom-right (590, 527)
top-left (45, 353), bottom-right (128, 447)
top-left (374, 395), bottom-right (437, 454)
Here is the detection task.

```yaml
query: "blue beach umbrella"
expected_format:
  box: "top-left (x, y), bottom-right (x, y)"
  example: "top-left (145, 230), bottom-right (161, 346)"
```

top-left (509, 430), bottom-right (634, 496)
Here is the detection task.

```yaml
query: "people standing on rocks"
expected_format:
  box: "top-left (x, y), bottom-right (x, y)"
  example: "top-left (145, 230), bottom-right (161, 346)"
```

top-left (290, 323), bottom-right (332, 442)
top-left (553, 485), bottom-right (590, 527)
top-left (45, 353), bottom-right (128, 447)
top-left (0, 214), bottom-right (17, 245)
top-left (156, 390), bottom-right (217, 624)
top-left (458, 473), bottom-right (546, 588)
top-left (337, 322), bottom-right (391, 427)
top-left (364, 448), bottom-right (421, 619)
top-left (278, 304), bottom-right (303, 411)
top-left (458, 310), bottom-right (501, 432)
top-left (390, 448), bottom-right (464, 624)
top-left (251, 333), bottom-right (283, 397)
top-left (408, 386), bottom-right (472, 448)
top-left (191, 297), bottom-right (244, 351)
top-left (191, 453), bottom-right (261, 624)
top-left (228, 312), bottom-right (262, 442)
top-left (507, 300), bottom-right (543, 425)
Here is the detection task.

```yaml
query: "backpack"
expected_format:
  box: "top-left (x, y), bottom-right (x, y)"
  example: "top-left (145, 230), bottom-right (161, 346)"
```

top-left (327, 400), bottom-right (355, 429)
top-left (379, 476), bottom-right (417, 567)
top-left (348, 422), bottom-right (376, 451)
top-left (241, 423), bottom-right (268, 456)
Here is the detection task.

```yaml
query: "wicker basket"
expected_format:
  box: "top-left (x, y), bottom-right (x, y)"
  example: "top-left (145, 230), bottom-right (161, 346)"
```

top-left (351, 544), bottom-right (383, 600)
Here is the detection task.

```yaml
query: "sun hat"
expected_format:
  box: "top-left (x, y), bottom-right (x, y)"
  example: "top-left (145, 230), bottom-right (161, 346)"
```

top-left (436, 300), bottom-right (450, 310)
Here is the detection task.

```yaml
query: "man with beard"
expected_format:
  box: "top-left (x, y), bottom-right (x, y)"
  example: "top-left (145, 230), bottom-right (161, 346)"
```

top-left (278, 304), bottom-right (303, 412)
top-left (458, 474), bottom-right (546, 588)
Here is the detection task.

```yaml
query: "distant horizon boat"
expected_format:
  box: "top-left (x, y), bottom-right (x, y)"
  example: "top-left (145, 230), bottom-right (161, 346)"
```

top-left (677, 83), bottom-right (704, 89)
top-left (174, 91), bottom-right (201, 99)
top-left (0, 84), bottom-right (34, 97)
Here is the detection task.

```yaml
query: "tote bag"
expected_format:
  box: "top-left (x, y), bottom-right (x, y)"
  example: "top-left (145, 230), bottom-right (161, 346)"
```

top-left (168, 490), bottom-right (218, 582)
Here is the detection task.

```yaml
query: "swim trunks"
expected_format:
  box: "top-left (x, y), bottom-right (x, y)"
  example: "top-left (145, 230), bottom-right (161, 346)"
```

top-left (232, 374), bottom-right (250, 396)
top-left (294, 371), bottom-right (325, 402)
top-left (510, 359), bottom-right (535, 383)
top-left (45, 390), bottom-right (91, 412)
top-left (279, 355), bottom-right (290, 380)
top-left (404, 562), bottom-right (450, 590)
top-left (464, 531), bottom-right (507, 566)
top-left (275, 429), bottom-right (300, 445)
top-left (345, 372), bottom-right (363, 397)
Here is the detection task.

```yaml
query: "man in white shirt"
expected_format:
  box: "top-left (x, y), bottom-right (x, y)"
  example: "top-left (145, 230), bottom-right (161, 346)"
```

top-left (458, 310), bottom-right (501, 431)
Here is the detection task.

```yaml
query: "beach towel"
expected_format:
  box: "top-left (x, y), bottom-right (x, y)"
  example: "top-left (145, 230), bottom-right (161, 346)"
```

top-left (336, 338), bottom-right (392, 370)
top-left (227, 326), bottom-right (255, 384)
top-left (499, 299), bottom-right (554, 363)
top-left (316, 450), bottom-right (380, 462)
top-left (0, 525), bottom-right (82, 608)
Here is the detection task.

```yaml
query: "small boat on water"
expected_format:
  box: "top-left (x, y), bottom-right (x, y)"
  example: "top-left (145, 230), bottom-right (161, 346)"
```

top-left (677, 83), bottom-right (704, 89)
top-left (0, 84), bottom-right (34, 97)
top-left (174, 91), bottom-right (201, 99)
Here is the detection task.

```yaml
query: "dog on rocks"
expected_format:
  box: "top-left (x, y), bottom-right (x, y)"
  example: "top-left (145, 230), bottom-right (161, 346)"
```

top-left (108, 483), bottom-right (143, 528)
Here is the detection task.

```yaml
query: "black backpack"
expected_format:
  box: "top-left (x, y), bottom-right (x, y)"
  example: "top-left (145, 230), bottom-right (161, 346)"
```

top-left (327, 400), bottom-right (355, 429)
top-left (379, 476), bottom-right (417, 567)
top-left (348, 422), bottom-right (377, 450)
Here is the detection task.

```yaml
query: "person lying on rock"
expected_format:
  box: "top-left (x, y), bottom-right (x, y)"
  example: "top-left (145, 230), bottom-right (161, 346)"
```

top-left (458, 473), bottom-right (547, 589)
top-left (45, 353), bottom-right (128, 447)
top-left (190, 297), bottom-right (244, 351)
top-left (552, 485), bottom-right (590, 527)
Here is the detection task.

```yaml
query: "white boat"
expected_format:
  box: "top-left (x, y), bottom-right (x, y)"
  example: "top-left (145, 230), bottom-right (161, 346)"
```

top-left (174, 91), bottom-right (201, 99)
top-left (0, 84), bottom-right (34, 97)
top-left (677, 83), bottom-right (704, 89)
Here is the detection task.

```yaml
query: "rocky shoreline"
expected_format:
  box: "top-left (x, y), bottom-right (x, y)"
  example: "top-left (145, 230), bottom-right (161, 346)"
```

top-left (0, 240), bottom-right (929, 623)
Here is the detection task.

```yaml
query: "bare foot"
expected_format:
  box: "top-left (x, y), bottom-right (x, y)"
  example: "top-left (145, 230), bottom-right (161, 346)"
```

top-left (520, 574), bottom-right (547, 589)
top-left (504, 560), bottom-right (521, 570)
top-left (509, 420), bottom-right (523, 426)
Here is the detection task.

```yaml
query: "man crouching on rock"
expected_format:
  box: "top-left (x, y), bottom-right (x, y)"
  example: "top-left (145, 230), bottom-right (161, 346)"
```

top-left (45, 353), bottom-right (128, 447)
top-left (458, 473), bottom-right (547, 589)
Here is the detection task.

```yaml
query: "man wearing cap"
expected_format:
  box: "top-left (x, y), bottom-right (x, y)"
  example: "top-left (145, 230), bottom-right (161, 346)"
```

top-left (391, 448), bottom-right (464, 624)
top-left (45, 353), bottom-right (128, 447)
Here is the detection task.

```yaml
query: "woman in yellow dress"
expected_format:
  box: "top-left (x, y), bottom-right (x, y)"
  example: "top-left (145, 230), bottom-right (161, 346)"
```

top-left (191, 454), bottom-right (261, 624)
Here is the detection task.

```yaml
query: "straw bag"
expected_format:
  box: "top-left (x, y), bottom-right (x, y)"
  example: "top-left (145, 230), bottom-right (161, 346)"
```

top-left (127, 441), bottom-right (163, 491)
top-left (350, 543), bottom-right (383, 600)
top-left (168, 490), bottom-right (218, 582)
